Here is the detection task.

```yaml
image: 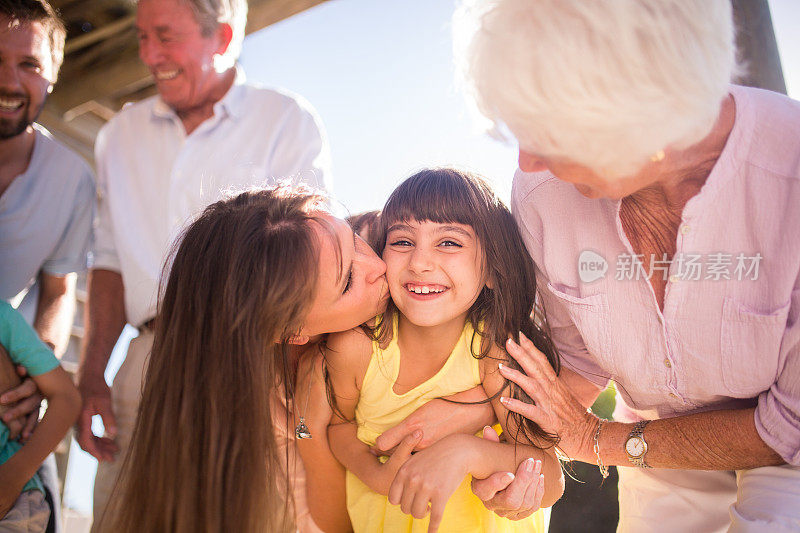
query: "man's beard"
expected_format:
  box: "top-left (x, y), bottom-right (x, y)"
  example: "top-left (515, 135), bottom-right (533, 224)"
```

top-left (0, 95), bottom-right (44, 140)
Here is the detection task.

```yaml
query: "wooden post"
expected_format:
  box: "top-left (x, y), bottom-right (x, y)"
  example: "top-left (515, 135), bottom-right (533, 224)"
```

top-left (732, 0), bottom-right (787, 94)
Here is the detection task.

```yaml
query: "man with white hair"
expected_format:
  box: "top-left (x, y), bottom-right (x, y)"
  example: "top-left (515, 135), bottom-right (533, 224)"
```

top-left (74, 0), bottom-right (331, 525)
top-left (455, 0), bottom-right (800, 531)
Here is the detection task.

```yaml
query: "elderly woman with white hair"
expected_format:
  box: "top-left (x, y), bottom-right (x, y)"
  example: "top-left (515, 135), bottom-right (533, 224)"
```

top-left (454, 0), bottom-right (800, 531)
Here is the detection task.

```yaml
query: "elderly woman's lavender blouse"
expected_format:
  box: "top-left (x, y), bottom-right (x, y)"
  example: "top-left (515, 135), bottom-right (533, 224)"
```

top-left (511, 85), bottom-right (800, 465)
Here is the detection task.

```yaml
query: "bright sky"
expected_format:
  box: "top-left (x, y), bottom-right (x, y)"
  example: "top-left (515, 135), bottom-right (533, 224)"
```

top-left (240, 0), bottom-right (800, 215)
top-left (64, 0), bottom-right (800, 517)
top-left (239, 0), bottom-right (518, 213)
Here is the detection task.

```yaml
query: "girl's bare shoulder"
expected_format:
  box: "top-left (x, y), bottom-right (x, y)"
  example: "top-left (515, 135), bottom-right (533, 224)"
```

top-left (479, 342), bottom-right (509, 395)
top-left (325, 327), bottom-right (373, 366)
top-left (479, 342), bottom-right (508, 373)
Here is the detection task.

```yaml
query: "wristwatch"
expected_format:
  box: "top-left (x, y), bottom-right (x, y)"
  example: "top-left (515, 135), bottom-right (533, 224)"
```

top-left (624, 420), bottom-right (651, 468)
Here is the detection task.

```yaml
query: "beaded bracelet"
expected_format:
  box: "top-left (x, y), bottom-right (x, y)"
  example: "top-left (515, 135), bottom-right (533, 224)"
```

top-left (593, 418), bottom-right (609, 479)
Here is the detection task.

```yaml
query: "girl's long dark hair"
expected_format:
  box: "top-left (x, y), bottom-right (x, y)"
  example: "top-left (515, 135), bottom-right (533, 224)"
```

top-left (375, 168), bottom-right (560, 447)
top-left (100, 187), bottom-right (329, 533)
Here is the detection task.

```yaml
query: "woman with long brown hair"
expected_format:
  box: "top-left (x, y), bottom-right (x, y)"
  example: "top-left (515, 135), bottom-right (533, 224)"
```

top-left (100, 187), bottom-right (388, 533)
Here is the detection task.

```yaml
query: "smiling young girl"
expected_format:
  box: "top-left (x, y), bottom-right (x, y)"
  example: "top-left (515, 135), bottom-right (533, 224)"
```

top-left (326, 168), bottom-right (564, 532)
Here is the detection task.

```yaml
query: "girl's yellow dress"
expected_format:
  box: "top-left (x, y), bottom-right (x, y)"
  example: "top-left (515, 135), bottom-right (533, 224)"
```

top-left (346, 317), bottom-right (545, 533)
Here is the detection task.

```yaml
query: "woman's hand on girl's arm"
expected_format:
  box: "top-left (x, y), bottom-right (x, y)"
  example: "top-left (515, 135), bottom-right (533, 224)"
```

top-left (478, 343), bottom-right (565, 510)
top-left (500, 333), bottom-right (785, 469)
top-left (372, 385), bottom-right (494, 455)
top-left (497, 333), bottom-right (597, 459)
top-left (470, 426), bottom-right (546, 520)
top-left (387, 433), bottom-right (552, 533)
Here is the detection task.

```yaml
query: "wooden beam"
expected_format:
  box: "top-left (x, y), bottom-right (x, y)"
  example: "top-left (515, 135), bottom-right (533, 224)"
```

top-left (37, 106), bottom-right (98, 163)
top-left (245, 0), bottom-right (327, 34)
top-left (50, 50), bottom-right (151, 114)
top-left (64, 15), bottom-right (136, 54)
top-left (731, 0), bottom-right (787, 94)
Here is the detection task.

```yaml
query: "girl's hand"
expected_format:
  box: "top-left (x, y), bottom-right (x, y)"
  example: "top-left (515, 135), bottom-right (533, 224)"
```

top-left (499, 333), bottom-right (596, 461)
top-left (373, 430), bottom-right (422, 494)
top-left (387, 434), bottom-right (472, 533)
top-left (471, 427), bottom-right (545, 520)
top-left (372, 387), bottom-right (494, 455)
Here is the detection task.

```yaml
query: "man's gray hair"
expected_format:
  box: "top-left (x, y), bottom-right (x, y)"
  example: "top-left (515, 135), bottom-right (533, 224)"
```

top-left (185, 0), bottom-right (248, 64)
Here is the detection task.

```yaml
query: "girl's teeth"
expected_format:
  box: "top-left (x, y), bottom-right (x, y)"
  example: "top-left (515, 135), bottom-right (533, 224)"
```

top-left (408, 285), bottom-right (443, 294)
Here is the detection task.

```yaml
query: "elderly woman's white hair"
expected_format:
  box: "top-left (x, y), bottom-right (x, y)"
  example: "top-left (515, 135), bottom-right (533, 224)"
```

top-left (454, 0), bottom-right (737, 177)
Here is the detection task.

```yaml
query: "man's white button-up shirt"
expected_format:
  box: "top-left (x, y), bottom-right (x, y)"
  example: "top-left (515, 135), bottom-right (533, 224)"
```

top-left (92, 69), bottom-right (331, 326)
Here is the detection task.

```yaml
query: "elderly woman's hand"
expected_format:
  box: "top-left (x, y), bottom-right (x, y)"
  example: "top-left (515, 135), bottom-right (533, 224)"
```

top-left (471, 426), bottom-right (545, 520)
top-left (498, 333), bottom-right (598, 462)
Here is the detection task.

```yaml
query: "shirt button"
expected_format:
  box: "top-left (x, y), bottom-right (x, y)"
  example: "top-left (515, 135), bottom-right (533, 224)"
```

top-left (669, 274), bottom-right (681, 283)
top-left (663, 359), bottom-right (672, 368)
top-left (669, 392), bottom-right (679, 399)
top-left (680, 224), bottom-right (691, 235)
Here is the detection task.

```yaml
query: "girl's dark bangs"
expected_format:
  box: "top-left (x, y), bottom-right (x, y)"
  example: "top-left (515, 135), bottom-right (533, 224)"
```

top-left (382, 170), bottom-right (479, 226)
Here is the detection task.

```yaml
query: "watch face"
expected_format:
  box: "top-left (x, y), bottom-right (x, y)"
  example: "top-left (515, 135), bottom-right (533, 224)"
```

top-left (626, 437), bottom-right (646, 458)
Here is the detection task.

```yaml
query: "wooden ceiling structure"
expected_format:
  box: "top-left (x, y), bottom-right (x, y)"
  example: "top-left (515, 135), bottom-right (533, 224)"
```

top-left (39, 0), bottom-right (327, 161)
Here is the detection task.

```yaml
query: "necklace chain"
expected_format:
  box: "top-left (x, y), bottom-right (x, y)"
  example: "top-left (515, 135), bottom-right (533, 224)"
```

top-left (294, 366), bottom-right (314, 440)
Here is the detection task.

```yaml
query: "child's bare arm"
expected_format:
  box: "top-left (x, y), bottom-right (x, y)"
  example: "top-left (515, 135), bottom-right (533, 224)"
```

top-left (328, 422), bottom-right (421, 496)
top-left (0, 365), bottom-right (81, 514)
top-left (383, 348), bottom-right (564, 530)
top-left (325, 328), bottom-right (420, 496)
top-left (480, 350), bottom-right (564, 507)
top-left (372, 385), bottom-right (495, 455)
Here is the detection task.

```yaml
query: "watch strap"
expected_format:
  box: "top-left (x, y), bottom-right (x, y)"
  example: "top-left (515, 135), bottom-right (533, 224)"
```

top-left (627, 420), bottom-right (651, 468)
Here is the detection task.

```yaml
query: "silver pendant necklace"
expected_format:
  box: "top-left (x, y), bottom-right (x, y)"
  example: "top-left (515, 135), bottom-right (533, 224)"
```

top-left (294, 370), bottom-right (313, 440)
